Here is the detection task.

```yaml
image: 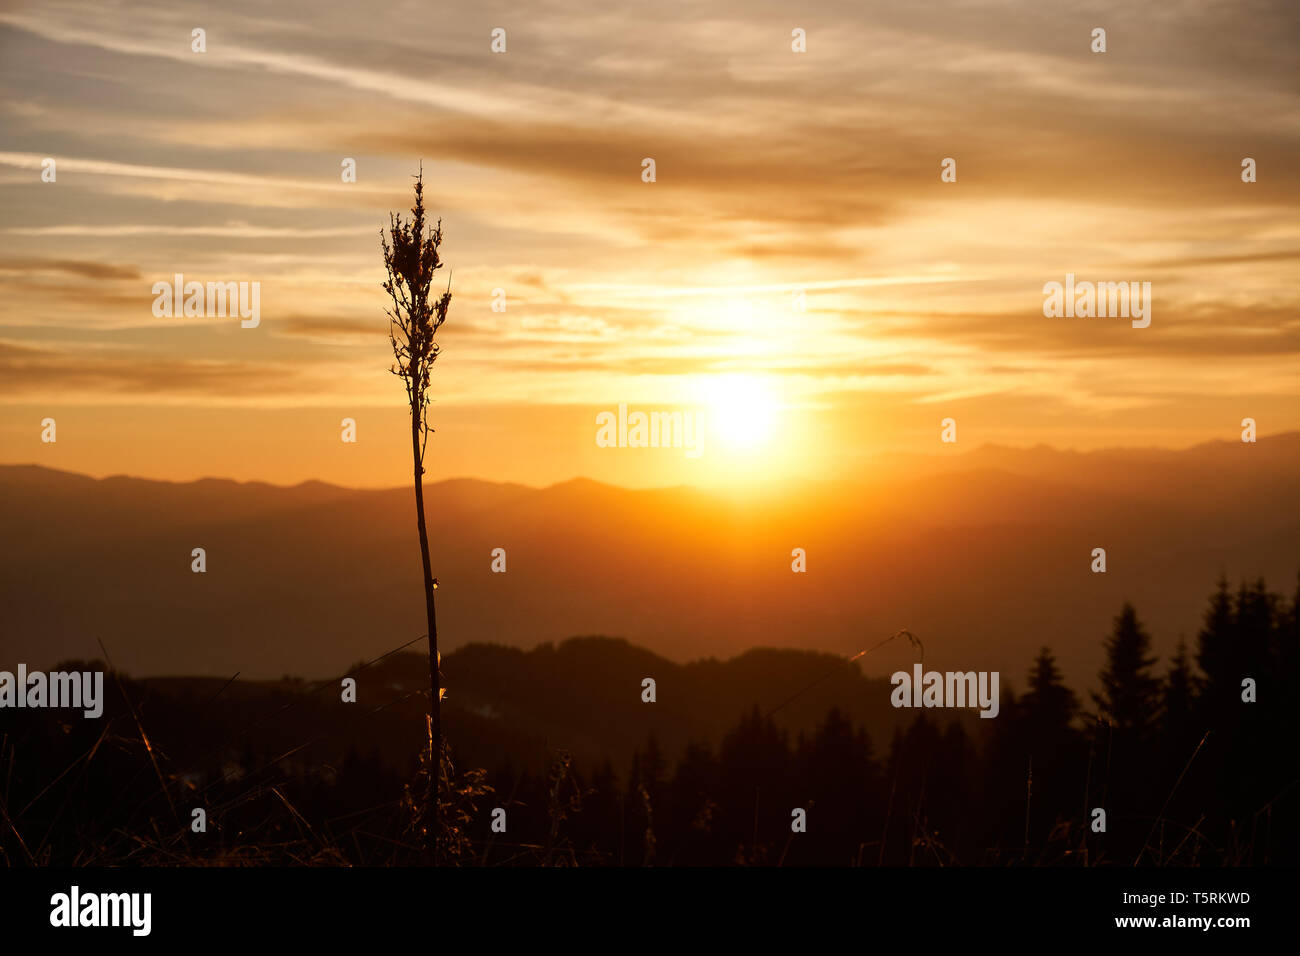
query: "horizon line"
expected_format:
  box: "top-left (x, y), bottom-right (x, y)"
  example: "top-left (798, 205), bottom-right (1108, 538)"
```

top-left (3, 429), bottom-right (1296, 494)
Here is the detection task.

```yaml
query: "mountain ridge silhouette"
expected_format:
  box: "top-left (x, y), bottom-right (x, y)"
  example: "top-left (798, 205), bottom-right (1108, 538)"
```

top-left (3, 433), bottom-right (1297, 685)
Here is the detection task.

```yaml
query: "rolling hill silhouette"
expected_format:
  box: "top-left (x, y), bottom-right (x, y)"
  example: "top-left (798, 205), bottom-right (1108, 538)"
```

top-left (2, 434), bottom-right (1297, 686)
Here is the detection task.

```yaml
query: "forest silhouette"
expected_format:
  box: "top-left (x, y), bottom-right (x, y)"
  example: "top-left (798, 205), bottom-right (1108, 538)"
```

top-left (3, 574), bottom-right (1296, 866)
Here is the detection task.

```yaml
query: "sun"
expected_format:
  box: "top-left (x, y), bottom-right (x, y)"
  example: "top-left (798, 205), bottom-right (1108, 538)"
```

top-left (698, 374), bottom-right (778, 453)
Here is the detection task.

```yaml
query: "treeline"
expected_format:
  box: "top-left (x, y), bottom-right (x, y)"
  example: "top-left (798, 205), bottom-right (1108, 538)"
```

top-left (3, 576), bottom-right (1297, 866)
top-left (487, 576), bottom-right (1300, 866)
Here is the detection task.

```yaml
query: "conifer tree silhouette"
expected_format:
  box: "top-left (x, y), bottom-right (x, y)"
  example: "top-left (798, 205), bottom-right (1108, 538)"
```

top-left (1094, 603), bottom-right (1161, 739)
top-left (1023, 646), bottom-right (1077, 735)
top-left (1195, 576), bottom-right (1237, 724)
top-left (1160, 639), bottom-right (1197, 750)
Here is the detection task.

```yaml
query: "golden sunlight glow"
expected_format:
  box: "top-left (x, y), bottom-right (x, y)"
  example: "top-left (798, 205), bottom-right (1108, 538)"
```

top-left (698, 374), bottom-right (778, 453)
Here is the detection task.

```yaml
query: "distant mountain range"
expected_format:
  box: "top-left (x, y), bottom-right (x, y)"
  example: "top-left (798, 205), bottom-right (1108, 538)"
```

top-left (3, 434), bottom-right (1298, 687)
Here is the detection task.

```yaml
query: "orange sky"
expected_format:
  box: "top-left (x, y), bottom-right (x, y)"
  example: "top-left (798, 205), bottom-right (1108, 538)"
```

top-left (2, 1), bottom-right (1298, 488)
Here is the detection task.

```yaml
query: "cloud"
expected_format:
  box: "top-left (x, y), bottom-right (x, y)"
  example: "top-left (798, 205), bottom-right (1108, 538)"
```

top-left (0, 0), bottom-right (1297, 451)
top-left (0, 340), bottom-right (320, 397)
top-left (3, 224), bottom-right (372, 239)
top-left (0, 151), bottom-right (387, 198)
top-left (279, 315), bottom-right (382, 340)
top-left (0, 258), bottom-right (140, 280)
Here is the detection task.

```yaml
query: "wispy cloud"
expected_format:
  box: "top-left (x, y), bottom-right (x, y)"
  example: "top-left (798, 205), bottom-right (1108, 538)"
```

top-left (1, 0), bottom-right (1298, 480)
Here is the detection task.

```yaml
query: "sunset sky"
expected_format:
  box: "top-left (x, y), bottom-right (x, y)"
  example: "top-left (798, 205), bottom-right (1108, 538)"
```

top-left (1, 0), bottom-right (1297, 489)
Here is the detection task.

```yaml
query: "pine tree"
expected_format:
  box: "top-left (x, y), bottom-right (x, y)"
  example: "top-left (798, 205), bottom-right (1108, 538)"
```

top-left (1093, 603), bottom-right (1161, 740)
top-left (1018, 648), bottom-right (1081, 858)
top-left (1282, 574), bottom-right (1300, 706)
top-left (1195, 576), bottom-right (1236, 720)
top-left (1160, 639), bottom-right (1197, 750)
top-left (1234, 578), bottom-right (1276, 685)
top-left (1023, 646), bottom-right (1077, 736)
